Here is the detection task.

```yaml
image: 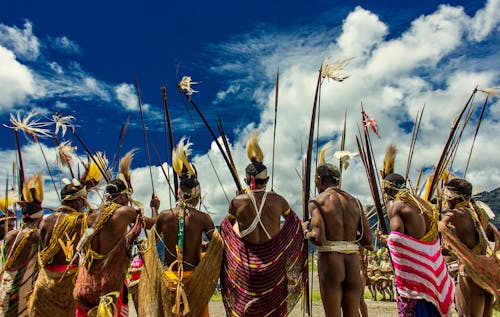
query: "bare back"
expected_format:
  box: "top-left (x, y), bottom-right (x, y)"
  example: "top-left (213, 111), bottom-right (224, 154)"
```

top-left (311, 188), bottom-right (364, 243)
top-left (156, 206), bottom-right (215, 271)
top-left (87, 204), bottom-right (138, 256)
top-left (387, 199), bottom-right (428, 240)
top-left (229, 191), bottom-right (289, 243)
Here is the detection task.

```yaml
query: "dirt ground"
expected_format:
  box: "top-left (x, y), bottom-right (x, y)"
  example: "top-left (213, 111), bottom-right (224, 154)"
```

top-left (128, 298), bottom-right (397, 316)
top-left (208, 299), bottom-right (397, 316)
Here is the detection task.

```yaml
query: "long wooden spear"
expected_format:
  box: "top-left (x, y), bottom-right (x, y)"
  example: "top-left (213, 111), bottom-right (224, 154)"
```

top-left (13, 130), bottom-right (25, 200)
top-left (405, 105), bottom-right (424, 182)
top-left (425, 87), bottom-right (477, 201)
top-left (110, 115), bottom-right (130, 174)
top-left (271, 68), bottom-right (279, 191)
top-left (178, 85), bottom-right (243, 193)
top-left (161, 86), bottom-right (178, 196)
top-left (464, 95), bottom-right (489, 177)
top-left (135, 80), bottom-right (155, 195)
top-left (302, 69), bottom-right (323, 317)
top-left (338, 110), bottom-right (347, 188)
top-left (216, 116), bottom-right (240, 184)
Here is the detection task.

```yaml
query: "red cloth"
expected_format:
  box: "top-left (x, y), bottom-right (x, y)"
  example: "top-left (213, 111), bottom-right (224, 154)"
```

top-left (388, 231), bottom-right (455, 315)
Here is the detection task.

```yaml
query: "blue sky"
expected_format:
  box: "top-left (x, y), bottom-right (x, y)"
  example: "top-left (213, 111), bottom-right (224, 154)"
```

top-left (1, 0), bottom-right (499, 222)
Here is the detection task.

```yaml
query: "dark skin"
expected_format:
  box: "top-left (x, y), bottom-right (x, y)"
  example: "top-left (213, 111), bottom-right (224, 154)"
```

top-left (304, 177), bottom-right (372, 317)
top-left (378, 187), bottom-right (430, 245)
top-left (228, 177), bottom-right (290, 243)
top-left (0, 219), bottom-right (15, 241)
top-left (86, 192), bottom-right (146, 259)
top-left (156, 195), bottom-right (215, 270)
top-left (39, 196), bottom-right (87, 265)
top-left (439, 196), bottom-right (495, 317)
top-left (3, 213), bottom-right (41, 269)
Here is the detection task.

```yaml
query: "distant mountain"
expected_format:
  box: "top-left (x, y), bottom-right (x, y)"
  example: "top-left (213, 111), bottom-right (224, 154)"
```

top-left (473, 187), bottom-right (500, 230)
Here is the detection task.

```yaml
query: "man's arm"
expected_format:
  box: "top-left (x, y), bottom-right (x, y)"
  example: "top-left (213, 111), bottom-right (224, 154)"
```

top-left (304, 201), bottom-right (326, 246)
top-left (378, 201), bottom-right (403, 246)
top-left (144, 194), bottom-right (160, 229)
top-left (203, 213), bottom-right (216, 241)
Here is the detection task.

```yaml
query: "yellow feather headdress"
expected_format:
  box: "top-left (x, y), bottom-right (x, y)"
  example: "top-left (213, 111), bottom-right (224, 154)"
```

top-left (82, 152), bottom-right (109, 188)
top-left (246, 132), bottom-right (264, 163)
top-left (0, 191), bottom-right (18, 215)
top-left (57, 141), bottom-right (76, 167)
top-left (118, 150), bottom-right (136, 190)
top-left (173, 137), bottom-right (196, 177)
top-left (381, 144), bottom-right (397, 179)
top-left (319, 140), bottom-right (335, 165)
top-left (22, 173), bottom-right (44, 203)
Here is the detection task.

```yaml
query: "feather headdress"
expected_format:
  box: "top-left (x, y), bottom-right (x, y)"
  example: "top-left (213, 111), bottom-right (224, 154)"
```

top-left (380, 144), bottom-right (397, 179)
top-left (82, 152), bottom-right (109, 188)
top-left (22, 173), bottom-right (44, 203)
top-left (318, 141), bottom-right (335, 165)
top-left (0, 191), bottom-right (18, 215)
top-left (57, 141), bottom-right (76, 167)
top-left (118, 150), bottom-right (136, 190)
top-left (173, 137), bottom-right (196, 177)
top-left (246, 132), bottom-right (264, 163)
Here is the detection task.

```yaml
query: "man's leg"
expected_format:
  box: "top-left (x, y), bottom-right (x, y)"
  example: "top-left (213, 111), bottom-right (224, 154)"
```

top-left (318, 254), bottom-right (344, 317)
top-left (456, 275), bottom-right (485, 316)
top-left (341, 254), bottom-right (362, 317)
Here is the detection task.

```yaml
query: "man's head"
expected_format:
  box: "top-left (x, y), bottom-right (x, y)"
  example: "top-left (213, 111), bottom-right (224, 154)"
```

top-left (178, 171), bottom-right (201, 204)
top-left (382, 173), bottom-right (406, 198)
top-left (244, 161), bottom-right (269, 189)
top-left (315, 163), bottom-right (340, 192)
top-left (61, 182), bottom-right (88, 211)
top-left (105, 179), bottom-right (131, 206)
top-left (444, 178), bottom-right (472, 207)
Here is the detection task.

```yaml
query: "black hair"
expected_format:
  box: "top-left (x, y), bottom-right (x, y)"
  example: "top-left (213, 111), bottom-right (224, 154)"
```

top-left (61, 183), bottom-right (84, 197)
top-left (385, 173), bottom-right (406, 188)
top-left (179, 175), bottom-right (200, 192)
top-left (105, 179), bottom-right (127, 195)
top-left (445, 178), bottom-right (472, 197)
top-left (245, 162), bottom-right (267, 176)
top-left (316, 163), bottom-right (340, 183)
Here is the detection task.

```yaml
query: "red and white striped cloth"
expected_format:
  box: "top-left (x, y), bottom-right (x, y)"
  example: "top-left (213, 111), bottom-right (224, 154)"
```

top-left (388, 231), bottom-right (455, 316)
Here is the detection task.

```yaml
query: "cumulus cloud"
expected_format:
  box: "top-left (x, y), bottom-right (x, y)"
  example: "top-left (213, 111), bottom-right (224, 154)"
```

top-left (0, 20), bottom-right (40, 61)
top-left (0, 46), bottom-right (36, 110)
top-left (191, 0), bottom-right (500, 223)
top-left (0, 21), bottom-right (139, 114)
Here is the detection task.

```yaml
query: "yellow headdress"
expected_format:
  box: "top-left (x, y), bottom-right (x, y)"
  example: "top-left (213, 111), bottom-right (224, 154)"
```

top-left (246, 132), bottom-right (264, 164)
top-left (0, 192), bottom-right (18, 216)
top-left (81, 152), bottom-right (109, 189)
top-left (318, 141), bottom-right (334, 165)
top-left (22, 173), bottom-right (44, 203)
top-left (173, 137), bottom-right (196, 177)
top-left (380, 144), bottom-right (396, 180)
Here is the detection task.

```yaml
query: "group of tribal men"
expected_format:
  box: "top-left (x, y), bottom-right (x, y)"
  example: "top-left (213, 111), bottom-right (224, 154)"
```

top-left (0, 131), bottom-right (498, 317)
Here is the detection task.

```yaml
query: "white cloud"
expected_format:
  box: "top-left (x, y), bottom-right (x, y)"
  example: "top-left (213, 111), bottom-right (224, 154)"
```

top-left (0, 46), bottom-right (36, 110)
top-left (51, 36), bottom-right (81, 54)
top-left (0, 20), bottom-right (40, 61)
top-left (0, 1), bottom-right (498, 226)
top-left (192, 0), bottom-right (500, 223)
top-left (115, 83), bottom-right (139, 111)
